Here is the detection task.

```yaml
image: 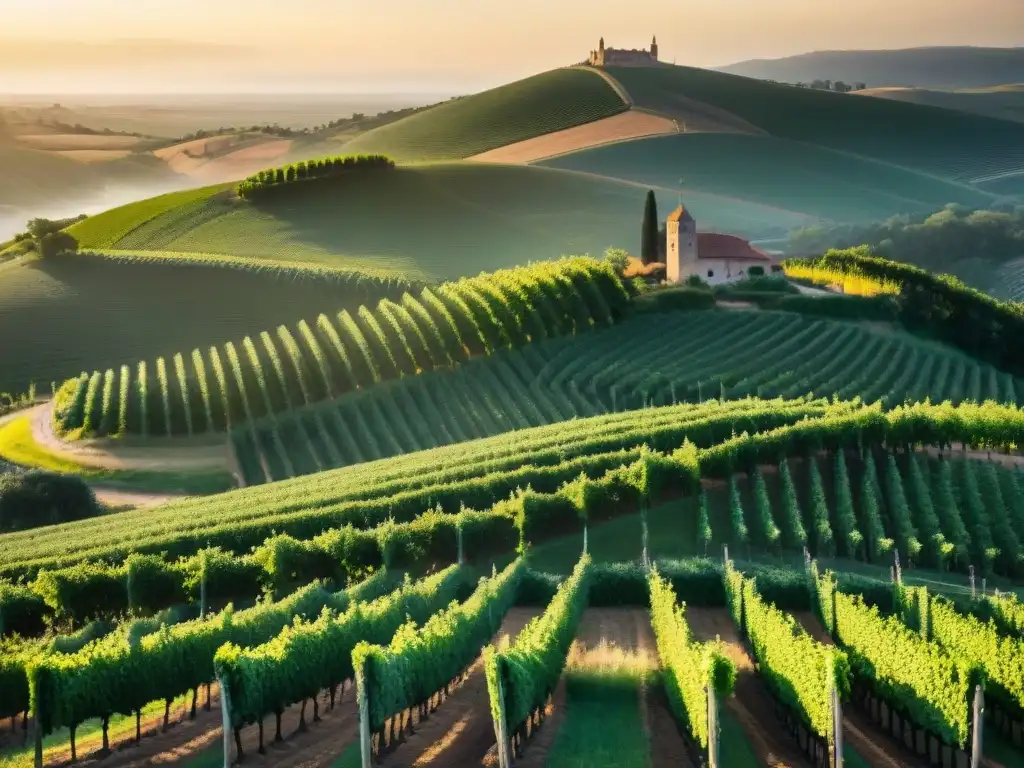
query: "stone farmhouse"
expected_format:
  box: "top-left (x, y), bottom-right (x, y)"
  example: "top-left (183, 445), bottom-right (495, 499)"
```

top-left (665, 205), bottom-right (779, 285)
top-left (588, 37), bottom-right (660, 68)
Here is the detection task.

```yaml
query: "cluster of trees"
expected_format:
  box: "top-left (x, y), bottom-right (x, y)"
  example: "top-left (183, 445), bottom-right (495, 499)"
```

top-left (783, 247), bottom-right (1024, 377)
top-left (11, 217), bottom-right (81, 259)
top-left (768, 79), bottom-right (868, 92)
top-left (236, 154), bottom-right (395, 199)
top-left (786, 203), bottom-right (1024, 279)
top-left (0, 471), bottom-right (100, 533)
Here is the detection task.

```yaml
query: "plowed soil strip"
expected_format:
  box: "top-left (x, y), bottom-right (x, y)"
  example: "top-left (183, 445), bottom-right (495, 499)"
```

top-left (791, 611), bottom-right (938, 768)
top-left (377, 606), bottom-right (541, 768)
top-left (685, 606), bottom-right (808, 767)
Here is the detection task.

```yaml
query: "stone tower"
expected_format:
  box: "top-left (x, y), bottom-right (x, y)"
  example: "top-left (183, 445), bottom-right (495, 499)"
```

top-left (666, 205), bottom-right (697, 283)
top-left (651, 36), bottom-right (658, 61)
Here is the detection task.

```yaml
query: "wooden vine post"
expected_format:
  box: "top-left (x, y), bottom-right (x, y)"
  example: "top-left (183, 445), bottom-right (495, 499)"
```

top-left (200, 548), bottom-right (208, 617)
top-left (706, 683), bottom-right (720, 768)
top-left (357, 660), bottom-right (373, 768)
top-left (971, 684), bottom-right (985, 767)
top-left (218, 673), bottom-right (232, 768)
top-left (582, 524), bottom-right (588, 555)
top-left (493, 669), bottom-right (512, 768)
top-left (832, 681), bottom-right (844, 768)
top-left (457, 522), bottom-right (464, 565)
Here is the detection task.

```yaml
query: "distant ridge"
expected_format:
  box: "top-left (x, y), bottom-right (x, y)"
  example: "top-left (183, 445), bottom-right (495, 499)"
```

top-left (717, 47), bottom-right (1024, 90)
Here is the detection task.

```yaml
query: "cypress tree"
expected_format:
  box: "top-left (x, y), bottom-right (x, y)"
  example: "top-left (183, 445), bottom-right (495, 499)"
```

top-left (905, 453), bottom-right (951, 570)
top-left (933, 458), bottom-right (970, 568)
top-left (859, 452), bottom-right (893, 561)
top-left (752, 468), bottom-right (781, 550)
top-left (779, 459), bottom-right (807, 550)
top-left (833, 451), bottom-right (864, 559)
top-left (808, 456), bottom-right (835, 557)
top-left (729, 477), bottom-right (749, 549)
top-left (640, 189), bottom-right (659, 265)
top-left (697, 490), bottom-right (712, 556)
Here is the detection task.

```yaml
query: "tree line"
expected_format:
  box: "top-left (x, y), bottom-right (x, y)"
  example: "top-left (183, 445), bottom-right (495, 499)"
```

top-left (236, 154), bottom-right (395, 199)
top-left (783, 247), bottom-right (1024, 377)
top-left (786, 202), bottom-right (1024, 280)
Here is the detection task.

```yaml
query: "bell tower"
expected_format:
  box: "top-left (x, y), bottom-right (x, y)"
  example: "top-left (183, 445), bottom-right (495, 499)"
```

top-left (651, 36), bottom-right (658, 61)
top-left (666, 205), bottom-right (697, 283)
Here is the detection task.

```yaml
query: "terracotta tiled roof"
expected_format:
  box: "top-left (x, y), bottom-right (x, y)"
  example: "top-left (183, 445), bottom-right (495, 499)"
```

top-left (697, 233), bottom-right (773, 262)
top-left (666, 205), bottom-right (694, 223)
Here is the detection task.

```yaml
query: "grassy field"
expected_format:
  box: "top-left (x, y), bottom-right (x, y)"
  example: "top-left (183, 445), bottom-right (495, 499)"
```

top-left (856, 85), bottom-right (1024, 124)
top-left (607, 64), bottom-right (1024, 183)
top-left (0, 253), bottom-right (406, 394)
top-left (0, 416), bottom-right (234, 495)
top-left (538, 132), bottom-right (995, 223)
top-left (243, 308), bottom-right (1019, 484)
top-left (342, 68), bottom-right (628, 161)
top-left (64, 162), bottom-right (811, 275)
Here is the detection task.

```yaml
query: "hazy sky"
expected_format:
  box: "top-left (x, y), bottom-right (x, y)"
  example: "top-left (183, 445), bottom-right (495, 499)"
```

top-left (2, 0), bottom-right (1023, 93)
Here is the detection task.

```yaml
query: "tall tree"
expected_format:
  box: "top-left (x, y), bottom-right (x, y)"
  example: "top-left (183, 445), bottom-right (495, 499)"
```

top-left (640, 189), bottom-right (659, 265)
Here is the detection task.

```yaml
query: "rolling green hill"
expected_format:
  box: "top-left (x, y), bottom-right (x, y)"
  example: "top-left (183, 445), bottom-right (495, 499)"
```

top-left (717, 47), bottom-right (1024, 91)
top-left (237, 307), bottom-right (1018, 484)
top-left (342, 68), bottom-right (628, 161)
top-left (538, 133), bottom-right (994, 223)
top-left (856, 85), bottom-right (1024, 125)
top-left (607, 65), bottom-right (1024, 183)
top-left (66, 163), bottom-right (809, 278)
top-left (0, 254), bottom-right (408, 394)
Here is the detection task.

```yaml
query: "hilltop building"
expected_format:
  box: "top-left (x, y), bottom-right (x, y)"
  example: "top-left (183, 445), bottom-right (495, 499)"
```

top-left (588, 37), bottom-right (660, 68)
top-left (665, 205), bottom-right (778, 285)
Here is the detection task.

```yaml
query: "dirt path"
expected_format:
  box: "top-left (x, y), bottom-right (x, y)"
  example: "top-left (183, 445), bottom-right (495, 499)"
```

top-left (26, 402), bottom-right (231, 472)
top-left (686, 606), bottom-right (808, 767)
top-left (573, 607), bottom-right (694, 768)
top-left (377, 606), bottom-right (540, 768)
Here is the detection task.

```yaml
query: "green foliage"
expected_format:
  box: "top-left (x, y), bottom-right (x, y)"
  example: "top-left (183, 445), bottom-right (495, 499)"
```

top-left (751, 468), bottom-right (781, 549)
top-left (648, 569), bottom-right (734, 750)
top-left (725, 561), bottom-right (847, 740)
top-left (976, 461), bottom-right (1022, 575)
top-left (832, 452), bottom-right (864, 559)
top-left (859, 452), bottom-right (894, 561)
top-left (884, 453), bottom-right (923, 562)
top-left (344, 68), bottom-right (627, 161)
top-left (697, 489), bottom-right (712, 556)
top-left (927, 593), bottom-right (1024, 715)
top-left (778, 459), bottom-right (808, 550)
top-left (236, 154), bottom-right (395, 199)
top-left (818, 571), bottom-right (977, 747)
top-left (728, 476), bottom-right (749, 548)
top-left (905, 453), bottom-right (952, 569)
top-left (953, 459), bottom-right (998, 572)
top-left (808, 456), bottom-right (835, 557)
top-left (355, 559), bottom-right (523, 732)
top-left (0, 470), bottom-right (101, 533)
top-left (933, 459), bottom-right (971, 566)
top-left (214, 566), bottom-right (462, 731)
top-left (785, 248), bottom-right (1024, 378)
top-left (57, 257), bottom-right (627, 439)
top-left (484, 554), bottom-right (591, 734)
top-left (640, 190), bottom-right (659, 265)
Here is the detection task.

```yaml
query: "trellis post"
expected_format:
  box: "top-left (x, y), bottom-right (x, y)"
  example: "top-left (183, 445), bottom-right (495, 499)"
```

top-left (971, 684), bottom-right (984, 767)
top-left (357, 662), bottom-right (372, 768)
top-left (832, 681), bottom-right (843, 768)
top-left (969, 565), bottom-right (976, 600)
top-left (582, 524), bottom-right (588, 555)
top-left (457, 522), bottom-right (464, 565)
top-left (200, 549), bottom-right (208, 617)
top-left (707, 684), bottom-right (720, 768)
top-left (218, 673), bottom-right (232, 768)
top-left (494, 672), bottom-right (512, 768)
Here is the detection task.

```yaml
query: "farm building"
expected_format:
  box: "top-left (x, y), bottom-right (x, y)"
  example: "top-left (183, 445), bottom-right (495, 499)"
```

top-left (664, 204), bottom-right (778, 285)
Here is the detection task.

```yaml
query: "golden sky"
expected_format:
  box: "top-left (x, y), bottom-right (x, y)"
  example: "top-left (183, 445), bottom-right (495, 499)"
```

top-left (2, 0), bottom-right (1023, 92)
